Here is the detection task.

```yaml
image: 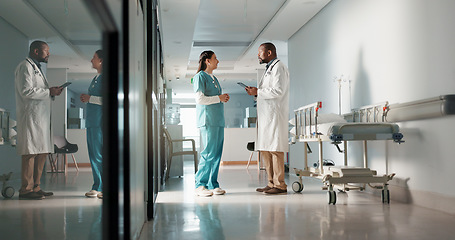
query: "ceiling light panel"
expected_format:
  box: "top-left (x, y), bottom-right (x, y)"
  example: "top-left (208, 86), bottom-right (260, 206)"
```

top-left (192, 41), bottom-right (251, 47)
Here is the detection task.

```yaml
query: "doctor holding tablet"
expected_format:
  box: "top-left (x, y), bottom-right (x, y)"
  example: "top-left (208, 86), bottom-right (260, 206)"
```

top-left (15, 40), bottom-right (62, 200)
top-left (246, 42), bottom-right (290, 195)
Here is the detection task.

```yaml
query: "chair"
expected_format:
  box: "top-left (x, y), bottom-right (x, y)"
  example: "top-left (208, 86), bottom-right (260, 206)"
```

top-left (246, 142), bottom-right (264, 170)
top-left (48, 136), bottom-right (79, 173)
top-left (163, 127), bottom-right (198, 180)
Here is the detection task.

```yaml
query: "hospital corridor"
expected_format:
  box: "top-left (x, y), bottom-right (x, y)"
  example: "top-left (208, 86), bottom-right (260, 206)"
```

top-left (1, 0), bottom-right (455, 239)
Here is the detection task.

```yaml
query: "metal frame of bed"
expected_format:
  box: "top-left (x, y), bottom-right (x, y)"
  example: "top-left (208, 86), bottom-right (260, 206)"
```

top-left (291, 101), bottom-right (404, 204)
top-left (0, 108), bottom-right (15, 199)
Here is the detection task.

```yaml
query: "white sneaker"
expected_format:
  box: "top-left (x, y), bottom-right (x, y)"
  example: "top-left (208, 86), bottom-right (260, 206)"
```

top-left (211, 188), bottom-right (226, 195)
top-left (85, 190), bottom-right (99, 198)
top-left (97, 192), bottom-right (103, 199)
top-left (195, 186), bottom-right (213, 197)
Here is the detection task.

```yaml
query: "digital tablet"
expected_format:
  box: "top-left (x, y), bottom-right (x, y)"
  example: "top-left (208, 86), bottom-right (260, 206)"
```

top-left (60, 82), bottom-right (72, 88)
top-left (237, 82), bottom-right (248, 88)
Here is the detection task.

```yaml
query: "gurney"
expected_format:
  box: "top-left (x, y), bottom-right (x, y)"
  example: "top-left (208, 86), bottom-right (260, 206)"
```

top-left (290, 102), bottom-right (404, 204)
top-left (0, 108), bottom-right (16, 198)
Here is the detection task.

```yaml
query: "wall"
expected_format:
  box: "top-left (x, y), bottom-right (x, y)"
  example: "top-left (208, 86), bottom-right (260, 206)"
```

top-left (47, 68), bottom-right (68, 137)
top-left (67, 129), bottom-right (89, 164)
top-left (221, 128), bottom-right (256, 162)
top-left (67, 89), bottom-right (87, 118)
top-left (288, 0), bottom-right (455, 213)
top-left (0, 17), bottom-right (28, 178)
top-left (224, 93), bottom-right (255, 128)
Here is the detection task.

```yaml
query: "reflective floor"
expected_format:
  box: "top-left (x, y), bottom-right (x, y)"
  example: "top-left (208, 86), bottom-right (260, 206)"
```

top-left (141, 162), bottom-right (455, 240)
top-left (1, 163), bottom-right (455, 240)
top-left (0, 168), bottom-right (102, 240)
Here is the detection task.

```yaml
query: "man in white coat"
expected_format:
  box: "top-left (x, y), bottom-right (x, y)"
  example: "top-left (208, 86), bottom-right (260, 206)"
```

top-left (15, 40), bottom-right (62, 200)
top-left (246, 42), bottom-right (289, 194)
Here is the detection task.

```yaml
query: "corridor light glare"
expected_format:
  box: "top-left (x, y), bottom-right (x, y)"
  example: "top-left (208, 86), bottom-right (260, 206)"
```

top-left (118, 92), bottom-right (125, 100)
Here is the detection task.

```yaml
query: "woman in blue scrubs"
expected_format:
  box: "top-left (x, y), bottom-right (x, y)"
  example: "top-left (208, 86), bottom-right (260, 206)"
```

top-left (193, 50), bottom-right (230, 197)
top-left (80, 50), bottom-right (103, 199)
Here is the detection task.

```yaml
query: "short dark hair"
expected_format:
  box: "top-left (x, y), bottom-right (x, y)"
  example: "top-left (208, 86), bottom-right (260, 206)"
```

top-left (29, 40), bottom-right (48, 53)
top-left (95, 49), bottom-right (104, 60)
top-left (260, 42), bottom-right (276, 55)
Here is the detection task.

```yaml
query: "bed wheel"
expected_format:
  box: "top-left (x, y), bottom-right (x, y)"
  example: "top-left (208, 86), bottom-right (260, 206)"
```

top-left (327, 191), bottom-right (337, 205)
top-left (2, 186), bottom-right (15, 199)
top-left (381, 189), bottom-right (390, 204)
top-left (292, 181), bottom-right (304, 193)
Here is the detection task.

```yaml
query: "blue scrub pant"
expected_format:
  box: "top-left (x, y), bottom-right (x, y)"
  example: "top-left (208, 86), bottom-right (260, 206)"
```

top-left (87, 127), bottom-right (103, 192)
top-left (195, 126), bottom-right (224, 189)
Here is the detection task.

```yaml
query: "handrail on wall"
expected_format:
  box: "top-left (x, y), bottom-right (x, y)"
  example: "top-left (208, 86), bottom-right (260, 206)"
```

top-left (383, 94), bottom-right (455, 122)
top-left (341, 95), bottom-right (455, 123)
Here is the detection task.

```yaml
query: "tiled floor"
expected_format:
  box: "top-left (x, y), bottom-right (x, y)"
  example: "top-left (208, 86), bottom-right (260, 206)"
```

top-left (1, 163), bottom-right (455, 240)
top-left (0, 168), bottom-right (102, 240)
top-left (141, 162), bottom-right (455, 240)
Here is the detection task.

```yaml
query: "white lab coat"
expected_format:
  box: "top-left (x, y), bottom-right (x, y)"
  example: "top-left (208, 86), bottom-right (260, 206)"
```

top-left (256, 59), bottom-right (290, 152)
top-left (14, 57), bottom-right (54, 155)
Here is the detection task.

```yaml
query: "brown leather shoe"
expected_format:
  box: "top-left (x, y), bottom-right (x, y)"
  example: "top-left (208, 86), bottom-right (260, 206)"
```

top-left (37, 190), bottom-right (54, 197)
top-left (19, 192), bottom-right (44, 200)
top-left (264, 187), bottom-right (287, 194)
top-left (256, 186), bottom-right (272, 192)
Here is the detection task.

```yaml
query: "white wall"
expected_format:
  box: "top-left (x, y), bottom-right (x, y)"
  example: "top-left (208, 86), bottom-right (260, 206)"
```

top-left (288, 0), bottom-right (455, 211)
top-left (67, 89), bottom-right (87, 118)
top-left (222, 128), bottom-right (256, 162)
top-left (47, 68), bottom-right (68, 138)
top-left (67, 129), bottom-right (89, 164)
top-left (224, 93), bottom-right (255, 128)
top-left (0, 17), bottom-right (28, 177)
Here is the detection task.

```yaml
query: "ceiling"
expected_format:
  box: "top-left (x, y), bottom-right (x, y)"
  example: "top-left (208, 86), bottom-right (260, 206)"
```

top-left (0, 0), bottom-right (331, 96)
top-left (158, 0), bottom-right (331, 96)
top-left (0, 0), bottom-right (101, 94)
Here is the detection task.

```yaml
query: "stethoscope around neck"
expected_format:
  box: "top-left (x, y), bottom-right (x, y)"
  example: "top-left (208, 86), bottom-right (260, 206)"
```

top-left (26, 58), bottom-right (41, 75)
top-left (262, 59), bottom-right (280, 79)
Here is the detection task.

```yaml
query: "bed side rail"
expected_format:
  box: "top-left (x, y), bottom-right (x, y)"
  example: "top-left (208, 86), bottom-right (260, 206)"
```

top-left (294, 101), bottom-right (322, 140)
top-left (0, 109), bottom-right (10, 144)
top-left (345, 102), bottom-right (389, 123)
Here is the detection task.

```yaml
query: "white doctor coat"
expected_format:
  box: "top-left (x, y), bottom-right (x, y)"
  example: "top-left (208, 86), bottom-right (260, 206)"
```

top-left (255, 59), bottom-right (290, 153)
top-left (14, 57), bottom-right (54, 155)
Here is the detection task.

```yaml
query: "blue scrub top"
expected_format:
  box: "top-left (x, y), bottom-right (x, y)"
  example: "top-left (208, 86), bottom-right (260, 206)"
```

top-left (86, 74), bottom-right (102, 128)
top-left (193, 71), bottom-right (225, 127)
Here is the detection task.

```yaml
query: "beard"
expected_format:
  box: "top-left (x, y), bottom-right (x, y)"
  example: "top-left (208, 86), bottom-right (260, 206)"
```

top-left (258, 57), bottom-right (265, 64)
top-left (39, 56), bottom-right (49, 63)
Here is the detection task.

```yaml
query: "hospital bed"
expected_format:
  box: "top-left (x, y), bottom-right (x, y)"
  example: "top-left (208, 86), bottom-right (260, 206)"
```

top-left (290, 102), bottom-right (404, 205)
top-left (0, 108), bottom-right (16, 198)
